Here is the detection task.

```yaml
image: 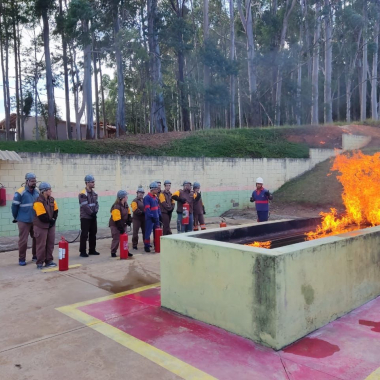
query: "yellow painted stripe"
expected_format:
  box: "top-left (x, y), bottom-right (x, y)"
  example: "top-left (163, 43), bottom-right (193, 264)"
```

top-left (366, 368), bottom-right (380, 380)
top-left (42, 264), bottom-right (82, 273)
top-left (56, 283), bottom-right (160, 309)
top-left (56, 283), bottom-right (215, 380)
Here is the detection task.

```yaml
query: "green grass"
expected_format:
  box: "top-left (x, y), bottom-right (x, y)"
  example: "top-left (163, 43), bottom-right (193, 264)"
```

top-left (0, 129), bottom-right (310, 159)
top-left (273, 158), bottom-right (344, 208)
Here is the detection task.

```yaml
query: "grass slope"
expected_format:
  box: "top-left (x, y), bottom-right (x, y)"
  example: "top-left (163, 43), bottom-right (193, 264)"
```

top-left (0, 129), bottom-right (309, 159)
top-left (274, 158), bottom-right (344, 208)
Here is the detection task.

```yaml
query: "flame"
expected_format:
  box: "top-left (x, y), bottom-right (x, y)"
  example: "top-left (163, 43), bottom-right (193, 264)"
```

top-left (320, 141), bottom-right (326, 145)
top-left (307, 151), bottom-right (380, 240)
top-left (246, 241), bottom-right (271, 249)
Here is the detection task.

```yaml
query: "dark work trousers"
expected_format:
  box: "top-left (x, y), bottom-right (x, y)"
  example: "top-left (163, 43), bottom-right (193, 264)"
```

top-left (80, 218), bottom-right (97, 253)
top-left (161, 213), bottom-right (172, 235)
top-left (132, 218), bottom-right (145, 247)
top-left (194, 213), bottom-right (206, 229)
top-left (34, 225), bottom-right (55, 265)
top-left (17, 221), bottom-right (36, 261)
top-left (257, 211), bottom-right (269, 222)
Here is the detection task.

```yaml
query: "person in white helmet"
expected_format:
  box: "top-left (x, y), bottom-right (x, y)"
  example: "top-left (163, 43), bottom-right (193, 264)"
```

top-left (250, 177), bottom-right (273, 222)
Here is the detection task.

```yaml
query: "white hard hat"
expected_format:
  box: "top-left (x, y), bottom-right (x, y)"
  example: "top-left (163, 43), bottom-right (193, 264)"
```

top-left (256, 177), bottom-right (264, 184)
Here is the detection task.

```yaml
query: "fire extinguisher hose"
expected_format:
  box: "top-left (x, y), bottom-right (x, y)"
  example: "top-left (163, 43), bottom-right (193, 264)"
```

top-left (66, 230), bottom-right (81, 244)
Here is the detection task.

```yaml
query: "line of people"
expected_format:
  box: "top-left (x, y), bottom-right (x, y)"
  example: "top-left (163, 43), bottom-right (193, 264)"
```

top-left (11, 173), bottom-right (208, 266)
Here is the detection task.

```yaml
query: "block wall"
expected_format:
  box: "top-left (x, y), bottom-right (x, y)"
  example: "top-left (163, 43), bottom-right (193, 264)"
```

top-left (0, 150), bottom-right (338, 236)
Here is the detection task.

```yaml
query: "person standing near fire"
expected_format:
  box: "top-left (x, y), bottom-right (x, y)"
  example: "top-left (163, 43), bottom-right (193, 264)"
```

top-left (172, 181), bottom-right (200, 233)
top-left (193, 182), bottom-right (206, 231)
top-left (12, 172), bottom-right (39, 266)
top-left (131, 187), bottom-right (146, 250)
top-left (32, 182), bottom-right (58, 269)
top-left (109, 190), bottom-right (133, 258)
top-left (143, 182), bottom-right (161, 252)
top-left (78, 175), bottom-right (99, 257)
top-left (250, 177), bottom-right (273, 222)
top-left (159, 180), bottom-right (175, 235)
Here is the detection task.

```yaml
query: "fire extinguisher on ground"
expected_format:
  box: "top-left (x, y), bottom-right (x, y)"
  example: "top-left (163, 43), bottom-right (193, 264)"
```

top-left (182, 203), bottom-right (190, 225)
top-left (0, 183), bottom-right (6, 207)
top-left (120, 232), bottom-right (129, 260)
top-left (154, 223), bottom-right (163, 253)
top-left (220, 217), bottom-right (227, 228)
top-left (59, 237), bottom-right (69, 271)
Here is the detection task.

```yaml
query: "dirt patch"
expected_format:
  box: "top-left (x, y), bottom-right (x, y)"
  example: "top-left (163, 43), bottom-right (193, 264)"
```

top-left (115, 131), bottom-right (191, 148)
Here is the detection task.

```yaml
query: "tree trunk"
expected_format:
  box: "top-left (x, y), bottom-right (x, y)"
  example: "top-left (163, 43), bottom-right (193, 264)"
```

top-left (59, 0), bottom-right (71, 139)
top-left (203, 0), bottom-right (211, 129)
top-left (360, 2), bottom-right (367, 121)
top-left (41, 10), bottom-right (56, 139)
top-left (17, 23), bottom-right (25, 140)
top-left (371, 16), bottom-right (379, 120)
top-left (13, 18), bottom-right (21, 140)
top-left (114, 13), bottom-right (126, 136)
top-left (34, 27), bottom-right (39, 140)
top-left (324, 0), bottom-right (332, 123)
top-left (93, 50), bottom-right (101, 139)
top-left (229, 0), bottom-right (235, 129)
top-left (178, 50), bottom-right (190, 131)
top-left (99, 58), bottom-right (107, 137)
top-left (237, 70), bottom-right (243, 128)
top-left (346, 77), bottom-right (351, 123)
top-left (275, 0), bottom-right (297, 126)
top-left (311, 0), bottom-right (321, 125)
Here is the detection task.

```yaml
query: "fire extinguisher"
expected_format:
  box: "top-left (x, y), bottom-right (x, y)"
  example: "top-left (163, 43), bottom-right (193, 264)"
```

top-left (154, 224), bottom-right (163, 253)
top-left (120, 233), bottom-right (129, 260)
top-left (220, 217), bottom-right (227, 228)
top-left (0, 183), bottom-right (6, 207)
top-left (58, 237), bottom-right (69, 271)
top-left (182, 203), bottom-right (190, 225)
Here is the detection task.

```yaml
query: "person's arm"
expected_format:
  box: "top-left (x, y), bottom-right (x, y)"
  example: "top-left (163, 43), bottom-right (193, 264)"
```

top-left (172, 190), bottom-right (186, 203)
top-left (144, 197), bottom-right (153, 218)
top-left (250, 192), bottom-right (255, 202)
top-left (111, 207), bottom-right (125, 233)
top-left (127, 206), bottom-right (132, 226)
top-left (265, 190), bottom-right (273, 200)
top-left (11, 191), bottom-right (22, 220)
top-left (159, 193), bottom-right (172, 212)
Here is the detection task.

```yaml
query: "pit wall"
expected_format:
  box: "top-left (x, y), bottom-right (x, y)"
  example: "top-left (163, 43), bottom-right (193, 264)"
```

top-left (0, 149), bottom-right (338, 237)
top-left (342, 134), bottom-right (371, 150)
top-left (161, 223), bottom-right (380, 350)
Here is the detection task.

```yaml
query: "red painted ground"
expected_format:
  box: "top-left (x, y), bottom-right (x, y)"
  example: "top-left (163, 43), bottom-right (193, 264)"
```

top-left (79, 288), bottom-right (380, 380)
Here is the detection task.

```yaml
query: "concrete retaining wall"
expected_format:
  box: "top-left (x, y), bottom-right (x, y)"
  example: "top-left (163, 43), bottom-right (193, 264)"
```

top-left (342, 134), bottom-right (371, 150)
top-left (161, 222), bottom-right (380, 349)
top-left (0, 149), bottom-right (339, 237)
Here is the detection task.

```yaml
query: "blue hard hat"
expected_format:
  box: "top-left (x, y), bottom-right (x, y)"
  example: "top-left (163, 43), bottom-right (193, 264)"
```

top-left (117, 190), bottom-right (128, 199)
top-left (39, 182), bottom-right (51, 192)
top-left (193, 182), bottom-right (200, 189)
top-left (183, 180), bottom-right (191, 186)
top-left (85, 174), bottom-right (95, 182)
top-left (137, 187), bottom-right (145, 193)
top-left (164, 180), bottom-right (171, 185)
top-left (149, 181), bottom-right (158, 189)
top-left (25, 172), bottom-right (36, 180)
top-left (156, 180), bottom-right (162, 184)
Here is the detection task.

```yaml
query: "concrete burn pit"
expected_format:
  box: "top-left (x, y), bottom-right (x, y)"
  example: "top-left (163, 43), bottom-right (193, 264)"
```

top-left (160, 219), bottom-right (380, 350)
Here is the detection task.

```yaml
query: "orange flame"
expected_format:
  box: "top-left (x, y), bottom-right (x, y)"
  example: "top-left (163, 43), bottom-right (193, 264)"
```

top-left (320, 141), bottom-right (326, 145)
top-left (307, 151), bottom-right (380, 240)
top-left (246, 241), bottom-right (271, 249)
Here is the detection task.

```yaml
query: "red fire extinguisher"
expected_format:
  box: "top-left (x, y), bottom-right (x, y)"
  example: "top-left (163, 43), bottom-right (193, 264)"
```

top-left (120, 233), bottom-right (129, 259)
top-left (59, 237), bottom-right (69, 271)
top-left (182, 202), bottom-right (190, 225)
top-left (0, 183), bottom-right (6, 207)
top-left (220, 217), bottom-right (227, 228)
top-left (154, 225), bottom-right (163, 253)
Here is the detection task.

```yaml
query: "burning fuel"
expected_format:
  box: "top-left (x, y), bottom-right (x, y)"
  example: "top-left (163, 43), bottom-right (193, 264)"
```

top-left (246, 241), bottom-right (272, 249)
top-left (306, 151), bottom-right (380, 240)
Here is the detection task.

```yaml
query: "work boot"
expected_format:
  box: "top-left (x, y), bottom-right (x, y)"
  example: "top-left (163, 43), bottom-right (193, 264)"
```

top-left (79, 252), bottom-right (89, 258)
top-left (37, 264), bottom-right (43, 270)
top-left (144, 246), bottom-right (151, 253)
top-left (89, 250), bottom-right (100, 255)
top-left (111, 252), bottom-right (117, 258)
top-left (128, 252), bottom-right (133, 257)
top-left (45, 261), bottom-right (57, 267)
top-left (193, 227), bottom-right (199, 231)
top-left (133, 246), bottom-right (138, 250)
top-left (19, 260), bottom-right (26, 266)
top-left (32, 256), bottom-right (37, 262)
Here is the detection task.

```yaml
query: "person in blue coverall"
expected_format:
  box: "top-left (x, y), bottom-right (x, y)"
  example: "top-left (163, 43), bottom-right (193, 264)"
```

top-left (250, 177), bottom-right (273, 222)
top-left (143, 182), bottom-right (161, 253)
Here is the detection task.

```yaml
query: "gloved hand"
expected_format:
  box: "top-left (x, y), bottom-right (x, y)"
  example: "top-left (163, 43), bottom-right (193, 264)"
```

top-left (250, 197), bottom-right (254, 202)
top-left (91, 212), bottom-right (97, 219)
top-left (159, 215), bottom-right (163, 223)
top-left (203, 206), bottom-right (206, 215)
top-left (119, 229), bottom-right (125, 234)
top-left (179, 198), bottom-right (187, 204)
top-left (12, 219), bottom-right (17, 223)
top-left (126, 220), bottom-right (131, 227)
top-left (49, 219), bottom-right (56, 228)
top-left (265, 190), bottom-right (270, 196)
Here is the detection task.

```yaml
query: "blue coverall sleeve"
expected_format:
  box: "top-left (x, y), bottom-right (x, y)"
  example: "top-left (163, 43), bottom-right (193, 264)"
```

top-left (11, 192), bottom-right (21, 220)
top-left (143, 197), bottom-right (153, 218)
